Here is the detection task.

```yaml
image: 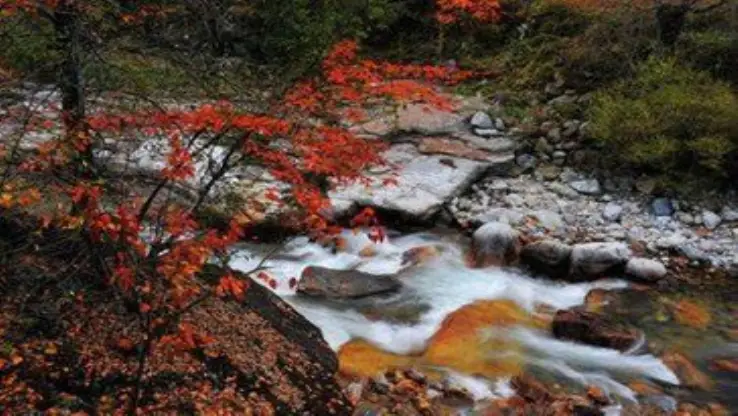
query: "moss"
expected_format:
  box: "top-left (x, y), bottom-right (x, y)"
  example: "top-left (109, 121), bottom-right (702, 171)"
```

top-left (588, 58), bottom-right (738, 189)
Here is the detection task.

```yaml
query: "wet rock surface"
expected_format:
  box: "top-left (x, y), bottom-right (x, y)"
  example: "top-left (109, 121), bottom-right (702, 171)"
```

top-left (297, 266), bottom-right (402, 299)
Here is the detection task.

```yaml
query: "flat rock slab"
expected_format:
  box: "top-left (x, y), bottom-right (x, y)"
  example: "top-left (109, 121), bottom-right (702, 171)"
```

top-left (298, 266), bottom-right (402, 299)
top-left (396, 103), bottom-right (465, 135)
top-left (329, 144), bottom-right (488, 220)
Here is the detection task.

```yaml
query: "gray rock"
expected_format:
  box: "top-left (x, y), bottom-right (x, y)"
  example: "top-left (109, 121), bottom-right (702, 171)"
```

top-left (569, 179), bottom-right (602, 196)
top-left (547, 127), bottom-right (562, 142)
top-left (625, 258), bottom-right (667, 282)
top-left (516, 154), bottom-right (537, 172)
top-left (537, 165), bottom-right (562, 181)
top-left (298, 266), bottom-right (401, 299)
top-left (635, 177), bottom-right (657, 195)
top-left (702, 210), bottom-right (722, 230)
top-left (548, 182), bottom-right (580, 199)
top-left (676, 212), bottom-right (695, 225)
top-left (540, 121), bottom-right (555, 133)
top-left (494, 117), bottom-right (506, 131)
top-left (472, 208), bottom-right (525, 226)
top-left (678, 244), bottom-right (710, 263)
top-left (721, 206), bottom-right (738, 222)
top-left (535, 137), bottom-right (554, 155)
top-left (562, 120), bottom-right (580, 137)
top-left (504, 193), bottom-right (526, 207)
top-left (552, 150), bottom-right (567, 165)
top-left (397, 104), bottom-right (465, 135)
top-left (651, 198), bottom-right (674, 217)
top-left (549, 95), bottom-right (577, 107)
top-left (529, 210), bottom-right (565, 230)
top-left (655, 234), bottom-right (687, 250)
top-left (470, 111), bottom-right (494, 129)
top-left (569, 242), bottom-right (631, 279)
top-left (521, 240), bottom-right (572, 278)
top-left (602, 203), bottom-right (623, 222)
top-left (471, 222), bottom-right (520, 267)
top-left (473, 128), bottom-right (503, 138)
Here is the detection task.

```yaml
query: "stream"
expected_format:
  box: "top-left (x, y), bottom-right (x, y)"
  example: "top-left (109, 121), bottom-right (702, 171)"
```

top-left (227, 229), bottom-right (689, 412)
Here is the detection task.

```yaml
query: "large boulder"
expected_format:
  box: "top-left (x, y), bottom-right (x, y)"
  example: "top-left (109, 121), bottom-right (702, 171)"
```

top-left (298, 266), bottom-right (402, 299)
top-left (471, 222), bottom-right (520, 267)
top-left (569, 242), bottom-right (630, 280)
top-left (520, 240), bottom-right (572, 279)
top-left (552, 308), bottom-right (639, 352)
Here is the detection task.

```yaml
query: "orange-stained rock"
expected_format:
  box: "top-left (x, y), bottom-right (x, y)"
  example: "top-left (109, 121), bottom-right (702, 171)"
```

top-left (586, 386), bottom-right (609, 406)
top-left (339, 300), bottom-right (529, 379)
top-left (662, 351), bottom-right (713, 390)
top-left (627, 380), bottom-right (663, 396)
top-left (424, 300), bottom-right (527, 377)
top-left (710, 358), bottom-right (738, 373)
top-left (671, 299), bottom-right (711, 329)
top-left (338, 340), bottom-right (414, 377)
top-left (583, 288), bottom-right (617, 313)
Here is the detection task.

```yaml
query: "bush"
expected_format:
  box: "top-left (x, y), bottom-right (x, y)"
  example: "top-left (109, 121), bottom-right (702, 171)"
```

top-left (677, 29), bottom-right (738, 85)
top-left (0, 16), bottom-right (59, 81)
top-left (588, 58), bottom-right (738, 188)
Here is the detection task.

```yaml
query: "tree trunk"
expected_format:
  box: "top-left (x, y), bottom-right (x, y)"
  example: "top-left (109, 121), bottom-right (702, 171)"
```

top-left (656, 4), bottom-right (688, 48)
top-left (53, 1), bottom-right (95, 176)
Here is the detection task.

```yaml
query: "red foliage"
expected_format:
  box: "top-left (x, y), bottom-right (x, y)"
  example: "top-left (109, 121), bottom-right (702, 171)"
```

top-left (0, 1), bottom-right (482, 412)
top-left (436, 0), bottom-right (502, 25)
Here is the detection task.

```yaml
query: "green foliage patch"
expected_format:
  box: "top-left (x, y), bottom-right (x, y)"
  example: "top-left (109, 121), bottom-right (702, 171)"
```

top-left (588, 58), bottom-right (738, 189)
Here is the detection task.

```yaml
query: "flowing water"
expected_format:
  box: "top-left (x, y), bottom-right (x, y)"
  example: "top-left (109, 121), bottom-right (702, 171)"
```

top-left (228, 229), bottom-right (680, 408)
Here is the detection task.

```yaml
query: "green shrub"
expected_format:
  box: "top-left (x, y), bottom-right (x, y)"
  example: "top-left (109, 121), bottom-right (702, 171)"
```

top-left (677, 29), bottom-right (738, 85)
top-left (0, 16), bottom-right (59, 81)
top-left (588, 58), bottom-right (738, 188)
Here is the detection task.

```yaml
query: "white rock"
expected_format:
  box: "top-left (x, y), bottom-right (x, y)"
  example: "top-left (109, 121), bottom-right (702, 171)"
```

top-left (494, 117), bottom-right (506, 131)
top-left (721, 206), bottom-right (738, 222)
top-left (330, 144), bottom-right (486, 220)
top-left (625, 258), bottom-right (667, 281)
top-left (570, 242), bottom-right (631, 279)
top-left (504, 193), bottom-right (526, 207)
top-left (472, 222), bottom-right (520, 267)
top-left (702, 210), bottom-right (722, 230)
top-left (473, 208), bottom-right (525, 226)
top-left (529, 210), bottom-right (565, 230)
top-left (470, 111), bottom-right (494, 129)
top-left (602, 203), bottom-right (623, 222)
top-left (569, 179), bottom-right (602, 196)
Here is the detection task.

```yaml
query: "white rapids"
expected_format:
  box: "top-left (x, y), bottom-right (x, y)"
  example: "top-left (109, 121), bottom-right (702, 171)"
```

top-left (228, 229), bottom-right (679, 404)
